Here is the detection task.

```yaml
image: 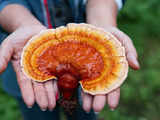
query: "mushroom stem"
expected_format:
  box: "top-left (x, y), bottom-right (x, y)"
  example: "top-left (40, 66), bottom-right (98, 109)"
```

top-left (57, 73), bottom-right (80, 114)
top-left (58, 73), bottom-right (79, 100)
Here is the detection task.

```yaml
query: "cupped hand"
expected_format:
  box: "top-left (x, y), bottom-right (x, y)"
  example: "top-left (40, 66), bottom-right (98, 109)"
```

top-left (82, 27), bottom-right (140, 113)
top-left (0, 25), bottom-right (58, 111)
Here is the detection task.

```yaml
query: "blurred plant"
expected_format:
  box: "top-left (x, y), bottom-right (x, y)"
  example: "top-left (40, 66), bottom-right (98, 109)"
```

top-left (0, 85), bottom-right (21, 120)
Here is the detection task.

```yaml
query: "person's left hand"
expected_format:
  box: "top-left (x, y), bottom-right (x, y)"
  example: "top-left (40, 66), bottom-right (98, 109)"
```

top-left (81, 27), bottom-right (140, 113)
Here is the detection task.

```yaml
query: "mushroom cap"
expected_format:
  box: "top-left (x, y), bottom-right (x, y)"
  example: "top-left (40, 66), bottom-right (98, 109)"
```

top-left (21, 23), bottom-right (128, 95)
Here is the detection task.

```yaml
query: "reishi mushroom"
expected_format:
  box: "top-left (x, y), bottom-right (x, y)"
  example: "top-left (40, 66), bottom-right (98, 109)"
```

top-left (21, 23), bottom-right (128, 112)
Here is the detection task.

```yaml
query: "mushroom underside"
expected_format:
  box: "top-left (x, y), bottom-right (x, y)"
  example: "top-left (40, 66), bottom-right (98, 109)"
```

top-left (21, 23), bottom-right (128, 95)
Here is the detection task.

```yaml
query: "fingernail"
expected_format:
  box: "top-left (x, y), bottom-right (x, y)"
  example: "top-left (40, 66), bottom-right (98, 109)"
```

top-left (95, 112), bottom-right (99, 114)
top-left (41, 108), bottom-right (47, 111)
top-left (110, 108), bottom-right (115, 111)
top-left (27, 106), bottom-right (33, 109)
top-left (132, 56), bottom-right (140, 68)
top-left (128, 54), bottom-right (140, 69)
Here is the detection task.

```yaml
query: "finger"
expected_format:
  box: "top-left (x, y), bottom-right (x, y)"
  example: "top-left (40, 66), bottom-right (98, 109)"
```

top-left (107, 88), bottom-right (120, 110)
top-left (110, 28), bottom-right (140, 70)
top-left (53, 80), bottom-right (59, 101)
top-left (12, 60), bottom-right (35, 108)
top-left (33, 81), bottom-right (48, 111)
top-left (93, 95), bottom-right (106, 112)
top-left (44, 80), bottom-right (57, 111)
top-left (0, 36), bottom-right (14, 73)
top-left (81, 91), bottom-right (93, 112)
top-left (126, 52), bottom-right (140, 70)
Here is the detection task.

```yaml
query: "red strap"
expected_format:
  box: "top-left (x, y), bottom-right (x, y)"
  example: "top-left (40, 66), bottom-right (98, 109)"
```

top-left (43, 0), bottom-right (53, 28)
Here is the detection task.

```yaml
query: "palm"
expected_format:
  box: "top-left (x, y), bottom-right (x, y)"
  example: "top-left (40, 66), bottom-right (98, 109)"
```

top-left (0, 25), bottom-right (58, 111)
top-left (81, 27), bottom-right (140, 112)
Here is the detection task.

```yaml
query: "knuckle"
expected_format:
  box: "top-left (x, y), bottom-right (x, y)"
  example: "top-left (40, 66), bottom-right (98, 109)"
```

top-left (45, 82), bottom-right (54, 93)
top-left (18, 75), bottom-right (29, 86)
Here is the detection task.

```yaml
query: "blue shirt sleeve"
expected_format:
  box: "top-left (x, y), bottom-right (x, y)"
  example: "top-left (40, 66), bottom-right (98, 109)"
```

top-left (0, 0), bottom-right (30, 12)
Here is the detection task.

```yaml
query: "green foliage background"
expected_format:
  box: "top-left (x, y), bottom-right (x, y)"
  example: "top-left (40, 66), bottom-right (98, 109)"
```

top-left (0, 0), bottom-right (160, 120)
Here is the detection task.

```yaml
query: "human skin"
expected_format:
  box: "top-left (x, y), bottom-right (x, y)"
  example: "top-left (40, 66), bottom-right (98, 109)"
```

top-left (0, 4), bottom-right (56, 111)
top-left (84, 0), bottom-right (140, 112)
top-left (0, 0), bottom-right (140, 113)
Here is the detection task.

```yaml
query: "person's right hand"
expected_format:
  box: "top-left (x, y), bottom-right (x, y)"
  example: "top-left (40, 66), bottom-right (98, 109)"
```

top-left (0, 25), bottom-right (58, 111)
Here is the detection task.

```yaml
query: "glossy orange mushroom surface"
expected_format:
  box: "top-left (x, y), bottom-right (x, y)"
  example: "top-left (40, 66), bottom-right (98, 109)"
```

top-left (21, 23), bottom-right (128, 96)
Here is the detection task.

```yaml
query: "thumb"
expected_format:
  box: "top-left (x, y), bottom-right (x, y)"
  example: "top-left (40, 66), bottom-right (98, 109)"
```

top-left (109, 28), bottom-right (140, 70)
top-left (0, 36), bottom-right (14, 73)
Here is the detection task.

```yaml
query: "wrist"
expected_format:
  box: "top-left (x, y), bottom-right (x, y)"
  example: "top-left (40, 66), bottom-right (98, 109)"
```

top-left (12, 19), bottom-right (45, 33)
top-left (17, 24), bottom-right (47, 33)
top-left (17, 23), bottom-right (46, 30)
top-left (12, 25), bottom-right (47, 40)
top-left (87, 20), bottom-right (117, 29)
top-left (86, 0), bottom-right (117, 29)
top-left (0, 4), bottom-right (44, 33)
